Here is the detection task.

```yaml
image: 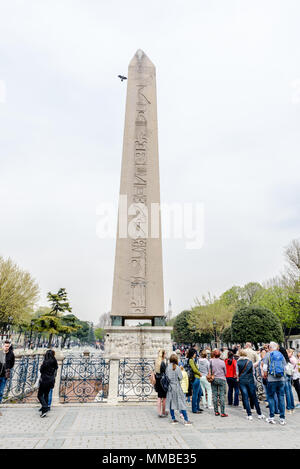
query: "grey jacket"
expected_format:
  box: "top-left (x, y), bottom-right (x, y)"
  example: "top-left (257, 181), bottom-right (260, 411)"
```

top-left (165, 364), bottom-right (187, 411)
top-left (197, 358), bottom-right (210, 376)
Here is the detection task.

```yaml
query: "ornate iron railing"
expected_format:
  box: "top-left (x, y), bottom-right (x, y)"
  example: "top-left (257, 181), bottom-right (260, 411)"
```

top-left (3, 354), bottom-right (41, 402)
top-left (118, 358), bottom-right (156, 401)
top-left (59, 356), bottom-right (110, 403)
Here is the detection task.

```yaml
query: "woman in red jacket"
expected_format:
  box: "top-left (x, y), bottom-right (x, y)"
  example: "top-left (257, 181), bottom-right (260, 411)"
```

top-left (225, 351), bottom-right (239, 406)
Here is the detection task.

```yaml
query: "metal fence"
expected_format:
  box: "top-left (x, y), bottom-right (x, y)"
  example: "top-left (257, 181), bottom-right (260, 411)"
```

top-left (3, 354), bottom-right (41, 402)
top-left (118, 358), bottom-right (156, 401)
top-left (59, 356), bottom-right (110, 403)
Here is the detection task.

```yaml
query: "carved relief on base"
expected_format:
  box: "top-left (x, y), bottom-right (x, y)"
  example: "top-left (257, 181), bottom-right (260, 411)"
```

top-left (104, 329), bottom-right (172, 359)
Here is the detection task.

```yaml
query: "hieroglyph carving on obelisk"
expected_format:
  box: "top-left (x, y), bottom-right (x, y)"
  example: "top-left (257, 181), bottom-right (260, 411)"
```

top-left (111, 50), bottom-right (164, 323)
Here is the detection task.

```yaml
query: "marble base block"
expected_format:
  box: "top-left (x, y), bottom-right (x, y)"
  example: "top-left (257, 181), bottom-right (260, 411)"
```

top-left (104, 326), bottom-right (173, 359)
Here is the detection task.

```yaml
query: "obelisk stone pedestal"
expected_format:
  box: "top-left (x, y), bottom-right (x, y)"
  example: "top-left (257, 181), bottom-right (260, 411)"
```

top-left (105, 326), bottom-right (173, 359)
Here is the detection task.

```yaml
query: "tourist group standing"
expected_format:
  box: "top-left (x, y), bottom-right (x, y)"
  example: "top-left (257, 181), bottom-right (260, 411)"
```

top-left (155, 341), bottom-right (300, 425)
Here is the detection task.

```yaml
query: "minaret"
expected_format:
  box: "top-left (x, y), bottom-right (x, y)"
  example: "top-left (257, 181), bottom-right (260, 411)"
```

top-left (167, 299), bottom-right (173, 323)
top-left (110, 50), bottom-right (165, 326)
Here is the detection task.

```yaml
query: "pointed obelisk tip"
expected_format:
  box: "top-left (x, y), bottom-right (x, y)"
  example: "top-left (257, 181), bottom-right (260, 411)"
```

top-left (129, 49), bottom-right (155, 69)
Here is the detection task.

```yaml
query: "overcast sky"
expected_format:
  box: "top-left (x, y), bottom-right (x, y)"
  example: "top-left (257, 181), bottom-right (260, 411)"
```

top-left (0, 0), bottom-right (300, 324)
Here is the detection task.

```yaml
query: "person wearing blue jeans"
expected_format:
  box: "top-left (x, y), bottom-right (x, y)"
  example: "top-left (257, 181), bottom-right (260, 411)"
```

top-left (284, 376), bottom-right (295, 412)
top-left (263, 342), bottom-right (287, 425)
top-left (239, 381), bottom-right (263, 418)
top-left (188, 348), bottom-right (203, 414)
top-left (48, 387), bottom-right (53, 409)
top-left (264, 379), bottom-right (279, 412)
top-left (170, 408), bottom-right (189, 422)
top-left (237, 351), bottom-right (265, 421)
top-left (192, 378), bottom-right (202, 413)
top-left (226, 377), bottom-right (239, 406)
top-left (0, 377), bottom-right (6, 404)
top-left (267, 381), bottom-right (285, 419)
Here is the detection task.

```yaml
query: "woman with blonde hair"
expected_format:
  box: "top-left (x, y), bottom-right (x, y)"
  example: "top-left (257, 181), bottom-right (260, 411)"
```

top-left (154, 349), bottom-right (167, 417)
top-left (237, 349), bottom-right (264, 421)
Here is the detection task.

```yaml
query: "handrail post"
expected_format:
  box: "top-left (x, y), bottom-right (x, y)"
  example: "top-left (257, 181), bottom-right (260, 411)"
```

top-left (107, 356), bottom-right (119, 405)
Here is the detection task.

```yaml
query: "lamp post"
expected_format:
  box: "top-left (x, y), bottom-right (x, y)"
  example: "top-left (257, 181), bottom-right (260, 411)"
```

top-left (7, 315), bottom-right (13, 340)
top-left (191, 325), bottom-right (196, 347)
top-left (29, 320), bottom-right (34, 349)
top-left (213, 320), bottom-right (217, 348)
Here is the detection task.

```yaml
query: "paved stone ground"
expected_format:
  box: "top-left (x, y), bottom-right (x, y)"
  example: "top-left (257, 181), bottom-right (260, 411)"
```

top-left (0, 402), bottom-right (300, 449)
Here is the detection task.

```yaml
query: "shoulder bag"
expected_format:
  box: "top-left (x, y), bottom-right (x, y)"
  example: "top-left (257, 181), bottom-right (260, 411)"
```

top-left (150, 371), bottom-right (156, 386)
top-left (206, 360), bottom-right (215, 383)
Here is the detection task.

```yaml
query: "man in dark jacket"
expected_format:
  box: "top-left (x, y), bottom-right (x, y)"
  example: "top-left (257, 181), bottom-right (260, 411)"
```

top-left (0, 341), bottom-right (15, 408)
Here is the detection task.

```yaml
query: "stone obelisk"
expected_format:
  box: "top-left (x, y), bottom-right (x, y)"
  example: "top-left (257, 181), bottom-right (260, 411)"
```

top-left (105, 50), bottom-right (172, 358)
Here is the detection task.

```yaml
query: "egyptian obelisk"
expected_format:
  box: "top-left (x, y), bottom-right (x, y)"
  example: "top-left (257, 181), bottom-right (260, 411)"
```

top-left (105, 50), bottom-right (172, 358)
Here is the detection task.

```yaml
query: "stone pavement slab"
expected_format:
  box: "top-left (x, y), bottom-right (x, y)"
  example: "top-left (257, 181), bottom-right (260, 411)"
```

top-left (0, 403), bottom-right (300, 449)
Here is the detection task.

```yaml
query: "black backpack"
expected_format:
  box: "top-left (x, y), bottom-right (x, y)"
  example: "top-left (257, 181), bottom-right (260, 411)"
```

top-left (160, 373), bottom-right (170, 392)
top-left (187, 360), bottom-right (195, 383)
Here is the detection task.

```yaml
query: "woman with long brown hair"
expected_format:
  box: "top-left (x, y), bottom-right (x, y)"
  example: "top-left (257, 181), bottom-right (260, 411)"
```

top-left (165, 353), bottom-right (192, 425)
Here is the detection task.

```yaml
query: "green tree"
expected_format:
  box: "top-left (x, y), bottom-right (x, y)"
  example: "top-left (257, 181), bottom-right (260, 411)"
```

top-left (193, 331), bottom-right (214, 347)
top-left (34, 314), bottom-right (64, 347)
top-left (34, 288), bottom-right (73, 347)
top-left (220, 286), bottom-right (244, 309)
top-left (231, 305), bottom-right (284, 347)
top-left (60, 314), bottom-right (81, 348)
top-left (73, 320), bottom-right (90, 344)
top-left (95, 327), bottom-right (105, 342)
top-left (220, 283), bottom-right (263, 309)
top-left (241, 282), bottom-right (264, 304)
top-left (253, 286), bottom-right (300, 345)
top-left (0, 256), bottom-right (39, 329)
top-left (284, 238), bottom-right (300, 288)
top-left (221, 326), bottom-right (233, 345)
top-left (87, 322), bottom-right (95, 345)
top-left (33, 306), bottom-right (52, 318)
top-left (47, 288), bottom-right (72, 316)
top-left (173, 310), bottom-right (195, 344)
top-left (188, 293), bottom-right (234, 346)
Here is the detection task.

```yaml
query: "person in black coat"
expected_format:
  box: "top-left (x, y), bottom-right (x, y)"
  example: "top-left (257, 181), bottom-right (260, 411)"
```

top-left (38, 350), bottom-right (58, 417)
top-left (154, 349), bottom-right (167, 417)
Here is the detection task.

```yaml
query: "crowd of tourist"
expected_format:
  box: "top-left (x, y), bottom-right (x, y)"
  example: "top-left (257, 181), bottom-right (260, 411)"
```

top-left (154, 342), bottom-right (300, 426)
top-left (1, 338), bottom-right (300, 424)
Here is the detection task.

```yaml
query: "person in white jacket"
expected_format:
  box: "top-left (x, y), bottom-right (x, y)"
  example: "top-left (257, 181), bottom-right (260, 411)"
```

top-left (287, 349), bottom-right (300, 408)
